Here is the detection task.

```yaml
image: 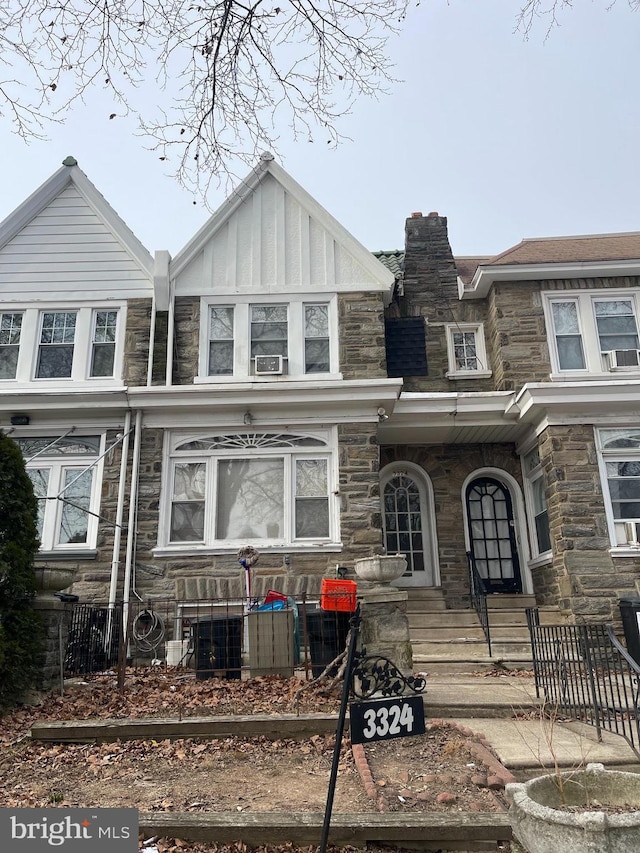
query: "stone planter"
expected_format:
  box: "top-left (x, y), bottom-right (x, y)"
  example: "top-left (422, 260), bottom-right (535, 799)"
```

top-left (34, 567), bottom-right (75, 597)
top-left (506, 762), bottom-right (640, 853)
top-left (353, 554), bottom-right (407, 588)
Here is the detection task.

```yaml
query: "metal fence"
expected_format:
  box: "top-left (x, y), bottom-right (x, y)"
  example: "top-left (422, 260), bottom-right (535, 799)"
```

top-left (63, 593), bottom-right (354, 683)
top-left (527, 608), bottom-right (640, 759)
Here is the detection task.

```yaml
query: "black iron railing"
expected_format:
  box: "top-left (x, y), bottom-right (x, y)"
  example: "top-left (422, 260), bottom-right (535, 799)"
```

top-left (527, 608), bottom-right (640, 760)
top-left (467, 550), bottom-right (491, 657)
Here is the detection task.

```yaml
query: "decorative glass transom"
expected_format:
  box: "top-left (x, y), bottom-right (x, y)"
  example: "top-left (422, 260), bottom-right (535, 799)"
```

top-left (176, 433), bottom-right (327, 451)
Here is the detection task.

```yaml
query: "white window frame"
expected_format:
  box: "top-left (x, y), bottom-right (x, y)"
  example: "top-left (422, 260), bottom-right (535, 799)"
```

top-left (544, 290), bottom-right (640, 378)
top-left (157, 428), bottom-right (341, 553)
top-left (445, 323), bottom-right (492, 379)
top-left (0, 303), bottom-right (126, 384)
top-left (196, 294), bottom-right (340, 382)
top-left (0, 310), bottom-right (24, 379)
top-left (14, 434), bottom-right (106, 552)
top-left (596, 427), bottom-right (640, 553)
top-left (520, 443), bottom-right (552, 564)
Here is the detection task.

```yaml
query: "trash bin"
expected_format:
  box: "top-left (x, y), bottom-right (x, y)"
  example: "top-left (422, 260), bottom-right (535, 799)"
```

top-left (247, 607), bottom-right (295, 677)
top-left (305, 608), bottom-right (351, 678)
top-left (619, 597), bottom-right (640, 666)
top-left (192, 615), bottom-right (242, 680)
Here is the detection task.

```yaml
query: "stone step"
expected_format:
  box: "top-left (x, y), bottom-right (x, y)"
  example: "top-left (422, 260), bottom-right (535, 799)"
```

top-left (410, 622), bottom-right (530, 643)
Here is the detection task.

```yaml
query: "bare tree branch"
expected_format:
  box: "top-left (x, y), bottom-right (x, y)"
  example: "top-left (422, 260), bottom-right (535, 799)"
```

top-left (0, 0), bottom-right (410, 200)
top-left (516, 0), bottom-right (639, 39)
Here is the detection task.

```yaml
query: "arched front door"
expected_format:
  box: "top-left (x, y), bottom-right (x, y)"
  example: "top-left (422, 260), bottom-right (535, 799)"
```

top-left (465, 476), bottom-right (522, 594)
top-left (381, 466), bottom-right (438, 587)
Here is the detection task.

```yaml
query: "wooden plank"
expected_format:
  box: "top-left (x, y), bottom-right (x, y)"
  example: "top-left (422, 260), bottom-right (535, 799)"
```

top-left (138, 811), bottom-right (512, 847)
top-left (30, 713), bottom-right (344, 743)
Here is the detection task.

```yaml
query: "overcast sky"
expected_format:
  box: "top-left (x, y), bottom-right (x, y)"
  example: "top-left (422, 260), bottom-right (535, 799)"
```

top-left (2, 1), bottom-right (639, 260)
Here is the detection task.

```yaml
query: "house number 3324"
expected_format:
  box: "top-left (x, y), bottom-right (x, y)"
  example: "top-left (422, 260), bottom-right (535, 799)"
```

top-left (349, 696), bottom-right (426, 744)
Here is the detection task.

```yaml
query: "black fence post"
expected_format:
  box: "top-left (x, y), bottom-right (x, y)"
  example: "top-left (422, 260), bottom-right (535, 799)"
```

top-left (319, 604), bottom-right (361, 853)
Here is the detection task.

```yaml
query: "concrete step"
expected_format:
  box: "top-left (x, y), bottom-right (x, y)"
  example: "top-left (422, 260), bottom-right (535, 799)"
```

top-left (410, 625), bottom-right (532, 642)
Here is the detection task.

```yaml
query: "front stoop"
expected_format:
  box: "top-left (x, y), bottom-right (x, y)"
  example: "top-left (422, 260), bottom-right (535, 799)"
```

top-left (407, 589), bottom-right (563, 673)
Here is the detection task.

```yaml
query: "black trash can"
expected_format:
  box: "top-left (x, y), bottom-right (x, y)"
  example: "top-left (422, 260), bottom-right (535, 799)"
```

top-left (619, 598), bottom-right (640, 667)
top-left (193, 615), bottom-right (243, 680)
top-left (305, 609), bottom-right (351, 678)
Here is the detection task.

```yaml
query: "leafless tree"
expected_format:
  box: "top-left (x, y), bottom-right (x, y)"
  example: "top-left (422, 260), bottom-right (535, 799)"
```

top-left (0, 0), bottom-right (409, 197)
top-left (516, 0), bottom-right (639, 39)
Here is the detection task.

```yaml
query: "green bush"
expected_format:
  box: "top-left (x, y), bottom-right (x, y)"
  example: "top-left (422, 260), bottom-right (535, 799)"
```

top-left (0, 430), bottom-right (44, 710)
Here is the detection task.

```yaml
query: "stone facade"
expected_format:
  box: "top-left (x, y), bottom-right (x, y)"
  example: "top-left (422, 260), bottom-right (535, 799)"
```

top-left (123, 299), bottom-right (153, 386)
top-left (339, 292), bottom-right (387, 379)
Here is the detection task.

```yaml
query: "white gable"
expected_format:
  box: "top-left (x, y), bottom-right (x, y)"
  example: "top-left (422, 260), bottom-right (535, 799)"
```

top-left (172, 160), bottom-right (394, 297)
top-left (0, 164), bottom-right (153, 301)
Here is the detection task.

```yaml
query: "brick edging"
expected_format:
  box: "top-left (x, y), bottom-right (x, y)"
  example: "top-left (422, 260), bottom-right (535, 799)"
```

top-left (351, 717), bottom-right (516, 813)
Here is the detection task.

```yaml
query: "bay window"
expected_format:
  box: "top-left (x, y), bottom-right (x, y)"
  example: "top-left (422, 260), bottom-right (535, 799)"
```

top-left (165, 431), bottom-right (337, 548)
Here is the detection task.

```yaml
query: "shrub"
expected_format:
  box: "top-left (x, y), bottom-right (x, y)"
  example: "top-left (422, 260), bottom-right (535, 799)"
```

top-left (0, 430), bottom-right (44, 710)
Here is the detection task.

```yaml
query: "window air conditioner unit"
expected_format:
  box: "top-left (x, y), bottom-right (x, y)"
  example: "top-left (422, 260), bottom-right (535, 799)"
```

top-left (254, 354), bottom-right (284, 375)
top-left (624, 521), bottom-right (640, 546)
top-left (604, 349), bottom-right (640, 370)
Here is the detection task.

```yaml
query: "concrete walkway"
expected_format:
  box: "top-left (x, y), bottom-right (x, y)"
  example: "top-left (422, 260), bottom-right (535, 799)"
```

top-left (425, 673), bottom-right (640, 777)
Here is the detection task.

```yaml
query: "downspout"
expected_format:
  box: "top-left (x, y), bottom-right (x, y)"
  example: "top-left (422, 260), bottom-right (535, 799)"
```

top-left (165, 276), bottom-right (175, 386)
top-left (107, 409), bottom-right (132, 612)
top-left (122, 408), bottom-right (142, 650)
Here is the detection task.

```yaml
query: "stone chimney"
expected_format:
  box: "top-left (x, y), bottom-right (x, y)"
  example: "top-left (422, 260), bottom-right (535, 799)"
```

top-left (401, 211), bottom-right (459, 319)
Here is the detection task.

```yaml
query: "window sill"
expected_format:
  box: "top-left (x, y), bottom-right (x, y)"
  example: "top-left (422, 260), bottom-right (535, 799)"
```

top-left (527, 551), bottom-right (553, 570)
top-left (446, 369), bottom-right (492, 380)
top-left (610, 546), bottom-right (640, 558)
top-left (549, 371), bottom-right (640, 381)
top-left (193, 373), bottom-right (343, 384)
top-left (153, 543), bottom-right (343, 558)
top-left (35, 550), bottom-right (98, 561)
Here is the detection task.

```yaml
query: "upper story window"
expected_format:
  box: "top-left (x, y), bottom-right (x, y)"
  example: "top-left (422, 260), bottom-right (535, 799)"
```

top-left (0, 304), bottom-right (124, 383)
top-left (522, 446), bottom-right (551, 559)
top-left (198, 295), bottom-right (338, 381)
top-left (14, 434), bottom-right (104, 552)
top-left (445, 323), bottom-right (491, 379)
top-left (545, 291), bottom-right (640, 375)
top-left (161, 430), bottom-right (339, 550)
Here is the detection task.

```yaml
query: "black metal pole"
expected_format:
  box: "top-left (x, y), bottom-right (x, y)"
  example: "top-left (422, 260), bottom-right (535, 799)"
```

top-left (319, 604), bottom-right (361, 853)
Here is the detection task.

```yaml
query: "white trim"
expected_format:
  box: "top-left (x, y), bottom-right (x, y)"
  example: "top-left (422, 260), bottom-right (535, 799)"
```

top-left (444, 322), bottom-right (492, 379)
top-left (171, 157), bottom-right (395, 295)
top-left (463, 259), bottom-right (640, 299)
top-left (158, 425), bottom-right (341, 550)
top-left (0, 164), bottom-right (154, 274)
top-left (379, 461), bottom-right (440, 588)
top-left (0, 302), bottom-right (127, 385)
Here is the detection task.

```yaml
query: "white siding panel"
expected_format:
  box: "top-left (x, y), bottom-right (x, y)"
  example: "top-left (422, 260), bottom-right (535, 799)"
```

top-left (173, 171), bottom-right (387, 296)
top-left (260, 175), bottom-right (277, 289)
top-left (0, 184), bottom-right (152, 297)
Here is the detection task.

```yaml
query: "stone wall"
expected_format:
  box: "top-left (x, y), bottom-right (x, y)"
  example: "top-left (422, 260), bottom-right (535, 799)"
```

top-left (173, 297), bottom-right (199, 385)
top-left (380, 443), bottom-right (523, 608)
top-left (338, 292), bottom-right (387, 379)
top-left (123, 299), bottom-right (152, 386)
top-left (537, 424), bottom-right (640, 623)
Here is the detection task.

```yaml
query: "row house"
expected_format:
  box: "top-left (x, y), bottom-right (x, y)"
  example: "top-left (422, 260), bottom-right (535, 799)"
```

top-left (2, 155), bottom-right (639, 647)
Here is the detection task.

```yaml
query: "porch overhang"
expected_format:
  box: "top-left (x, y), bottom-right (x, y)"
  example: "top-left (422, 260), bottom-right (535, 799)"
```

top-left (376, 390), bottom-right (523, 445)
top-left (515, 379), bottom-right (640, 426)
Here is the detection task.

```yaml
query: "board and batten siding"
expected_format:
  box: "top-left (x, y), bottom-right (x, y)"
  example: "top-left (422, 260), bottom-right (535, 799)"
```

top-left (174, 173), bottom-right (385, 295)
top-left (0, 185), bottom-right (152, 298)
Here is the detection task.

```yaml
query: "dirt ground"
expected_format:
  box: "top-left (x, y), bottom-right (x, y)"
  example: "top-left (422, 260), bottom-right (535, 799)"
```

top-left (0, 667), bottom-right (514, 851)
